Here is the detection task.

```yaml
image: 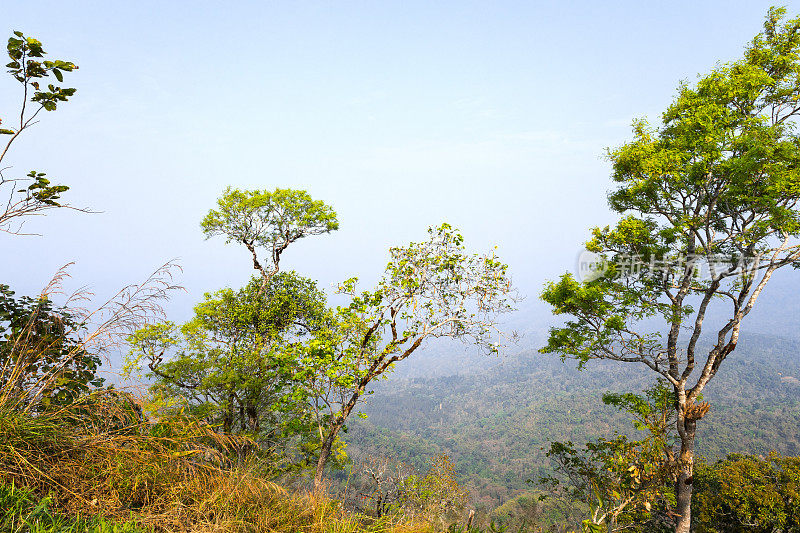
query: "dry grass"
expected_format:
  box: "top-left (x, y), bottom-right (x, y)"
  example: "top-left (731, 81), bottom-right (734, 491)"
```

top-left (0, 391), bottom-right (432, 532)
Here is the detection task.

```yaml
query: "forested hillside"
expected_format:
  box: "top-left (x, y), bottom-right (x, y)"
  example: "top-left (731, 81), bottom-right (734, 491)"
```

top-left (348, 332), bottom-right (800, 508)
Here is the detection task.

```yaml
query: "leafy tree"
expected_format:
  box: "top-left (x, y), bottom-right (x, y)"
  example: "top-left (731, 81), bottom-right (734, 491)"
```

top-left (1, 31), bottom-right (78, 235)
top-left (0, 284), bottom-right (103, 410)
top-left (488, 492), bottom-right (546, 532)
top-left (128, 187), bottom-right (339, 470)
top-left (201, 187), bottom-right (339, 284)
top-left (299, 223), bottom-right (517, 490)
top-left (693, 453), bottom-right (800, 533)
top-left (541, 9), bottom-right (800, 531)
top-left (126, 272), bottom-right (335, 471)
top-left (541, 383), bottom-right (676, 532)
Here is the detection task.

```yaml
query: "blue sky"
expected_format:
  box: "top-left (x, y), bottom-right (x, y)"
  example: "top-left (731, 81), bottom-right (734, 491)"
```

top-left (3, 1), bottom-right (798, 341)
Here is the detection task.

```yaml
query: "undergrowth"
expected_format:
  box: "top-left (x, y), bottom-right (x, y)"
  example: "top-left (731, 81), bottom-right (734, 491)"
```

top-left (0, 483), bottom-right (146, 533)
top-left (0, 390), bottom-right (432, 532)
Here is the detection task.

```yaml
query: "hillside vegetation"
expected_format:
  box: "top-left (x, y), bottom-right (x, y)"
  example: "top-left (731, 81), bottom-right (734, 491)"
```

top-left (349, 333), bottom-right (800, 510)
top-left (6, 8), bottom-right (800, 533)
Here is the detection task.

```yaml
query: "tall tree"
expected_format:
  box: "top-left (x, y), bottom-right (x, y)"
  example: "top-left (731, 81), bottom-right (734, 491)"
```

top-left (299, 223), bottom-right (517, 490)
top-left (201, 187), bottom-right (339, 284)
top-left (127, 187), bottom-right (340, 468)
top-left (541, 9), bottom-right (800, 532)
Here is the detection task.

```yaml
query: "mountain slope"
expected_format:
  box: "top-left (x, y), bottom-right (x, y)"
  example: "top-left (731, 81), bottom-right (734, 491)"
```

top-left (345, 332), bottom-right (800, 508)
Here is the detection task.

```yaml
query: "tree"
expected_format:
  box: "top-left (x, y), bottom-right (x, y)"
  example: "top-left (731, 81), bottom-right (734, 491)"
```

top-left (403, 454), bottom-right (469, 525)
top-left (347, 453), bottom-right (468, 523)
top-left (1, 31), bottom-right (79, 236)
top-left (126, 272), bottom-right (333, 471)
top-left (126, 187), bottom-right (340, 470)
top-left (541, 9), bottom-right (800, 532)
top-left (0, 284), bottom-right (104, 410)
top-left (299, 223), bottom-right (517, 490)
top-left (349, 453), bottom-right (417, 517)
top-left (541, 383), bottom-right (677, 532)
top-left (201, 187), bottom-right (339, 284)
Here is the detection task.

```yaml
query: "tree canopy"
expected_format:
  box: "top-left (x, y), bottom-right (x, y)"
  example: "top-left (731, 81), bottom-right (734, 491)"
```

top-left (201, 187), bottom-right (339, 283)
top-left (127, 272), bottom-right (333, 471)
top-left (541, 8), bottom-right (800, 532)
top-left (300, 223), bottom-right (517, 489)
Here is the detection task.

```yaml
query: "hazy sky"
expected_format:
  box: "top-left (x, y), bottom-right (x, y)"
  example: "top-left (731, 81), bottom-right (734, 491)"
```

top-left (3, 1), bottom-right (798, 339)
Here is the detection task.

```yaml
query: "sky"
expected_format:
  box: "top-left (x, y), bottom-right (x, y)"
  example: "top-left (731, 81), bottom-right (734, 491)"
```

top-left (3, 1), bottom-right (800, 370)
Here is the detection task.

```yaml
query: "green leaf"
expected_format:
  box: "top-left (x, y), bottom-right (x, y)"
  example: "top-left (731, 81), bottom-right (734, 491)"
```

top-left (0, 129), bottom-right (14, 135)
top-left (52, 69), bottom-right (63, 82)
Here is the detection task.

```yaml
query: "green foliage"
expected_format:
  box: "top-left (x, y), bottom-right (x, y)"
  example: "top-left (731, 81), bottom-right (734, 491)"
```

top-left (540, 382), bottom-right (676, 531)
top-left (401, 455), bottom-right (469, 523)
top-left (541, 9), bottom-right (800, 529)
top-left (447, 522), bottom-right (524, 533)
top-left (20, 171), bottom-right (68, 207)
top-left (488, 492), bottom-right (542, 531)
top-left (1, 31), bottom-right (78, 235)
top-left (0, 483), bottom-right (148, 533)
top-left (542, 6), bottom-right (800, 387)
top-left (6, 32), bottom-right (77, 112)
top-left (0, 284), bottom-right (103, 410)
top-left (347, 332), bottom-right (800, 518)
top-left (126, 272), bottom-right (336, 472)
top-left (299, 223), bottom-right (516, 487)
top-left (201, 187), bottom-right (339, 279)
top-left (694, 453), bottom-right (800, 532)
top-left (131, 187), bottom-right (345, 477)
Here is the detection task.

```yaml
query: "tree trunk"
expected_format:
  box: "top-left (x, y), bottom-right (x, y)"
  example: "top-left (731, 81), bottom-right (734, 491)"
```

top-left (223, 392), bottom-right (234, 434)
top-left (313, 384), bottom-right (367, 491)
top-left (246, 401), bottom-right (259, 433)
top-left (675, 417), bottom-right (696, 533)
top-left (314, 425), bottom-right (340, 491)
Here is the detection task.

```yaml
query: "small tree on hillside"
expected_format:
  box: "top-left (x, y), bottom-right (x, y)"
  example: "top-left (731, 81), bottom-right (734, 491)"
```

top-left (541, 9), bottom-right (800, 532)
top-left (542, 382), bottom-right (677, 532)
top-left (201, 187), bottom-right (339, 284)
top-left (299, 223), bottom-right (517, 490)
